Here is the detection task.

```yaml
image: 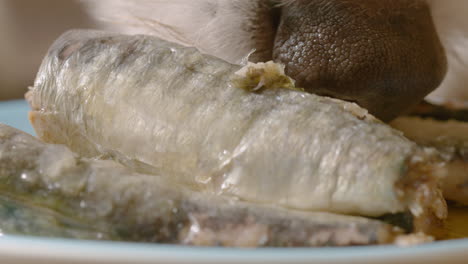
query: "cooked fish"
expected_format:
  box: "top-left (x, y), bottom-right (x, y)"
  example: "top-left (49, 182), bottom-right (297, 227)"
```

top-left (0, 123), bottom-right (402, 246)
top-left (0, 195), bottom-right (115, 240)
top-left (28, 30), bottom-right (447, 235)
top-left (391, 116), bottom-right (468, 205)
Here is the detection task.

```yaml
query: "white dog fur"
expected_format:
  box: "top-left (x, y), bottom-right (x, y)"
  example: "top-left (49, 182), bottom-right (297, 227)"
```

top-left (1, 0), bottom-right (467, 107)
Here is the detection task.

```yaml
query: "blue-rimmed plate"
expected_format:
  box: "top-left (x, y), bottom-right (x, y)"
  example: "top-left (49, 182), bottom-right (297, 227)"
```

top-left (0, 100), bottom-right (35, 135)
top-left (0, 100), bottom-right (467, 264)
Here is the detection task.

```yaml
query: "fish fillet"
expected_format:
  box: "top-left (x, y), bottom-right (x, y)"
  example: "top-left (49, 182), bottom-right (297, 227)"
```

top-left (27, 30), bottom-right (447, 235)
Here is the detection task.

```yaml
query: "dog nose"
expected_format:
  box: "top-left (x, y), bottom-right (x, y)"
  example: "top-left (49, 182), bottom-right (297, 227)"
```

top-left (273, 0), bottom-right (447, 121)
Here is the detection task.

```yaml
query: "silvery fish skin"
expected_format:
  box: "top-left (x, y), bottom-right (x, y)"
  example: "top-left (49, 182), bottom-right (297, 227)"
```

top-left (28, 30), bottom-right (446, 232)
top-left (391, 116), bottom-right (468, 205)
top-left (0, 124), bottom-right (400, 246)
top-left (0, 195), bottom-right (114, 240)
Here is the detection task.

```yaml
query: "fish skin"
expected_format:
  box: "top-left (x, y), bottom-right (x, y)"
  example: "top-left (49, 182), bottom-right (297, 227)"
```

top-left (0, 124), bottom-right (400, 246)
top-left (0, 195), bottom-right (115, 240)
top-left (28, 30), bottom-right (446, 222)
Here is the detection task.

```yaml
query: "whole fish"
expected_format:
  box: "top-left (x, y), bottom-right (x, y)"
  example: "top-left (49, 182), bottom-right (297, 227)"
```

top-left (28, 30), bottom-right (447, 236)
top-left (0, 124), bottom-right (402, 246)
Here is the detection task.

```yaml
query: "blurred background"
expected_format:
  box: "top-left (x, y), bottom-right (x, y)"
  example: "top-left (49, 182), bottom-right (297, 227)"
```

top-left (0, 0), bottom-right (105, 101)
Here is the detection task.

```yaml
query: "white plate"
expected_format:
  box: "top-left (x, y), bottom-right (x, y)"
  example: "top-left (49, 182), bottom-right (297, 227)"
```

top-left (0, 100), bottom-right (467, 264)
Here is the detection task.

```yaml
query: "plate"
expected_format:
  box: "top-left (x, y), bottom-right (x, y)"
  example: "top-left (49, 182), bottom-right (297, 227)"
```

top-left (0, 99), bottom-right (467, 264)
top-left (0, 100), bottom-right (35, 135)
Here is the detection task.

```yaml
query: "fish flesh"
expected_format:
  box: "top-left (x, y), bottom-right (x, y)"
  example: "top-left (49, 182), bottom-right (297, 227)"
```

top-left (28, 30), bottom-right (447, 235)
top-left (0, 123), bottom-right (402, 246)
top-left (391, 116), bottom-right (468, 205)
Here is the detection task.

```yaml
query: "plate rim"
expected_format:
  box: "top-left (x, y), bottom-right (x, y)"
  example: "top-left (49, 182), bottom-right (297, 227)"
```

top-left (1, 234), bottom-right (468, 263)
